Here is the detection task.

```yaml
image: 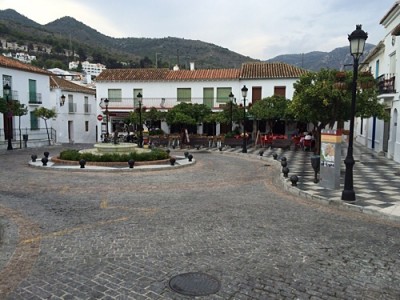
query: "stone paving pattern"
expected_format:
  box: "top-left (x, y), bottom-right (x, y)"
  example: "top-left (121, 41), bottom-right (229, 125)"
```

top-left (0, 144), bottom-right (399, 299)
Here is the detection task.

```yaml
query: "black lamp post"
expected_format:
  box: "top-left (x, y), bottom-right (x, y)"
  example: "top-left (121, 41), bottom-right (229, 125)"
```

top-left (241, 85), bottom-right (248, 153)
top-left (104, 98), bottom-right (110, 140)
top-left (137, 92), bottom-right (143, 148)
top-left (3, 83), bottom-right (12, 150)
top-left (60, 94), bottom-right (66, 106)
top-left (341, 25), bottom-right (368, 202)
top-left (229, 91), bottom-right (234, 131)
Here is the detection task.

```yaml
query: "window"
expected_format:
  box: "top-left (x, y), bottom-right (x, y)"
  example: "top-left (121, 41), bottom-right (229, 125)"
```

top-left (85, 121), bottom-right (89, 132)
top-left (68, 94), bottom-right (76, 113)
top-left (274, 86), bottom-right (286, 97)
top-left (216, 87), bottom-right (232, 103)
top-left (2, 75), bottom-right (11, 98)
top-left (30, 111), bottom-right (39, 130)
top-left (29, 79), bottom-right (39, 103)
top-left (203, 88), bottom-right (214, 108)
top-left (84, 96), bottom-right (90, 113)
top-left (108, 89), bottom-right (122, 102)
top-left (177, 88), bottom-right (191, 102)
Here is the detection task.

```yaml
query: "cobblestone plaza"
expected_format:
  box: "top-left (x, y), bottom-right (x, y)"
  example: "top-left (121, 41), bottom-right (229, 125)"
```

top-left (0, 145), bottom-right (399, 299)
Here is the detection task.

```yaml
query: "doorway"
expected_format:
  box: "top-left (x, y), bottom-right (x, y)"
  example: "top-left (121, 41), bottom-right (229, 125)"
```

top-left (68, 121), bottom-right (74, 143)
top-left (383, 108), bottom-right (391, 153)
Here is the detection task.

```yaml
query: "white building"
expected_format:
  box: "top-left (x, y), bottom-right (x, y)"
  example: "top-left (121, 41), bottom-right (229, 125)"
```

top-left (69, 61), bottom-right (106, 77)
top-left (95, 62), bottom-right (307, 140)
top-left (0, 55), bottom-right (97, 149)
top-left (50, 76), bottom-right (97, 144)
top-left (357, 2), bottom-right (400, 161)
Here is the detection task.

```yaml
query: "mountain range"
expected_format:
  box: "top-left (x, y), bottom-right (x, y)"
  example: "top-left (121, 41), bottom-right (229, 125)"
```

top-left (0, 8), bottom-right (375, 71)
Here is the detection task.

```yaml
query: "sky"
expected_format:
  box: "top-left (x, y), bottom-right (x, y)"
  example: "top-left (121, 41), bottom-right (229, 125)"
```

top-left (0, 0), bottom-right (397, 60)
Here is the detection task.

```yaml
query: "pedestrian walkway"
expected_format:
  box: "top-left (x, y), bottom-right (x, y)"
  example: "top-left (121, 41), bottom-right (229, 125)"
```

top-left (208, 142), bottom-right (400, 221)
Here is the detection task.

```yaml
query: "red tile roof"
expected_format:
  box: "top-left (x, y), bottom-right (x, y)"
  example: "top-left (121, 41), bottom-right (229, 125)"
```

top-left (95, 63), bottom-right (306, 82)
top-left (96, 68), bottom-right (169, 81)
top-left (0, 55), bottom-right (52, 76)
top-left (166, 69), bottom-right (239, 81)
top-left (239, 62), bottom-right (307, 79)
top-left (50, 76), bottom-right (96, 95)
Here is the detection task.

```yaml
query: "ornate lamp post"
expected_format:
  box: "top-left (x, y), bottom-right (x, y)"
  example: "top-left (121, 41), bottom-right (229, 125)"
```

top-left (104, 98), bottom-right (110, 140)
top-left (229, 91), bottom-right (235, 131)
top-left (341, 25), bottom-right (368, 202)
top-left (3, 83), bottom-right (12, 150)
top-left (137, 92), bottom-right (143, 148)
top-left (241, 85), bottom-right (248, 153)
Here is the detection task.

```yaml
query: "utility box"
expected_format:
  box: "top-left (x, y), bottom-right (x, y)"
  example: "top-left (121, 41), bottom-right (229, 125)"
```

top-left (319, 129), bottom-right (342, 189)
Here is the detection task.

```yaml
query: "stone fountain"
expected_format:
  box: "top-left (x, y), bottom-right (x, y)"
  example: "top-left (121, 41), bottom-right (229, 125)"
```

top-left (80, 143), bottom-right (150, 155)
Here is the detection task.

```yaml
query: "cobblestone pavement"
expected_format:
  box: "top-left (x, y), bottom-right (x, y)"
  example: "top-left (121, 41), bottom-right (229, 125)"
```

top-left (0, 144), bottom-right (400, 299)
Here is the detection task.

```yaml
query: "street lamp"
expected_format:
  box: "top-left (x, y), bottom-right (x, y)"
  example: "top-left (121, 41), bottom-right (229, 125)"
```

top-left (341, 24), bottom-right (368, 202)
top-left (241, 85), bottom-right (248, 153)
top-left (137, 92), bottom-right (143, 148)
top-left (3, 83), bottom-right (12, 150)
top-left (104, 98), bottom-right (110, 140)
top-left (60, 94), bottom-right (66, 106)
top-left (229, 91), bottom-right (235, 131)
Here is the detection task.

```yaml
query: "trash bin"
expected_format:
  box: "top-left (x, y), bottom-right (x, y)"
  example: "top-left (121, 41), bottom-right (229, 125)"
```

top-left (310, 155), bottom-right (320, 183)
top-left (22, 134), bottom-right (28, 148)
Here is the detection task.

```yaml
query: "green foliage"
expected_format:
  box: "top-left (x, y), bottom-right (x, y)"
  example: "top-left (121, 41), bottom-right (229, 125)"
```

top-left (59, 148), bottom-right (169, 162)
top-left (34, 107), bottom-right (57, 119)
top-left (149, 129), bottom-right (164, 136)
top-left (165, 102), bottom-right (212, 126)
top-left (0, 98), bottom-right (28, 116)
top-left (290, 69), bottom-right (388, 128)
top-left (250, 95), bottom-right (290, 121)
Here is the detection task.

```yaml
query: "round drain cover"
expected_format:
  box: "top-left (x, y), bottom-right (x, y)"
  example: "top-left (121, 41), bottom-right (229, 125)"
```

top-left (169, 272), bottom-right (220, 296)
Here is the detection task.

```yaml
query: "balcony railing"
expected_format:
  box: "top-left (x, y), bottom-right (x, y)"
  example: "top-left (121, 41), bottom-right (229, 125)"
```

top-left (377, 74), bottom-right (396, 94)
top-left (99, 97), bottom-right (231, 110)
top-left (84, 103), bottom-right (91, 114)
top-left (68, 102), bottom-right (77, 113)
top-left (28, 92), bottom-right (42, 104)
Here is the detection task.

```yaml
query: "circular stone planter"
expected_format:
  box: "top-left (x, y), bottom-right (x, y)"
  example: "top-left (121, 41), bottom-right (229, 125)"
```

top-left (50, 157), bottom-right (171, 167)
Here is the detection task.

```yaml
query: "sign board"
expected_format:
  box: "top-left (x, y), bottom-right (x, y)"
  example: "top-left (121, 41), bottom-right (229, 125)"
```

top-left (97, 114), bottom-right (103, 121)
top-left (319, 129), bottom-right (342, 189)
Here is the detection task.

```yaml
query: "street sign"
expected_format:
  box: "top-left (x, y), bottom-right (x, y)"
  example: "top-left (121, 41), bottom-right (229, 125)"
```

top-left (97, 114), bottom-right (103, 121)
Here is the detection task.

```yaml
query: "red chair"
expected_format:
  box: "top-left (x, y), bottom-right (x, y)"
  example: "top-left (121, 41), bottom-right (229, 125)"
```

top-left (303, 139), bottom-right (313, 151)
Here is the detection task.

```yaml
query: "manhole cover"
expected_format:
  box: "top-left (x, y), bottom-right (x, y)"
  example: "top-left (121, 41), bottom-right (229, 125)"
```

top-left (169, 272), bottom-right (220, 296)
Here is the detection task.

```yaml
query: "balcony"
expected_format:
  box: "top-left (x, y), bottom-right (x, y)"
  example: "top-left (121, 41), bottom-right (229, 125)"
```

top-left (28, 92), bottom-right (42, 104)
top-left (377, 74), bottom-right (396, 95)
top-left (68, 102), bottom-right (77, 113)
top-left (84, 103), bottom-right (91, 114)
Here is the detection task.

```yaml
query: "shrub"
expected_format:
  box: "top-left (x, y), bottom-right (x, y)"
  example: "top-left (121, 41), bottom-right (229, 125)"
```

top-left (59, 148), bottom-right (169, 162)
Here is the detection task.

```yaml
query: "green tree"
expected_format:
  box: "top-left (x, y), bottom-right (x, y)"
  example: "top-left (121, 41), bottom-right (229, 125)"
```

top-left (165, 102), bottom-right (212, 130)
top-left (34, 107), bottom-right (57, 146)
top-left (289, 68), bottom-right (388, 153)
top-left (249, 95), bottom-right (290, 134)
top-left (13, 102), bottom-right (28, 149)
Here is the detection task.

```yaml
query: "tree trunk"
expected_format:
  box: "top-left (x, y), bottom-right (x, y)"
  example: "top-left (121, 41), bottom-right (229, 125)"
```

top-left (45, 119), bottom-right (51, 146)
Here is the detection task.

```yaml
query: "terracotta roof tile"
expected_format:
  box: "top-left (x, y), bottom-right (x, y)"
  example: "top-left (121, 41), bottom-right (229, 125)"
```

top-left (96, 68), bottom-right (169, 81)
top-left (96, 63), bottom-right (305, 82)
top-left (0, 55), bottom-right (52, 76)
top-left (166, 69), bottom-right (239, 81)
top-left (239, 62), bottom-right (307, 79)
top-left (50, 76), bottom-right (96, 95)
